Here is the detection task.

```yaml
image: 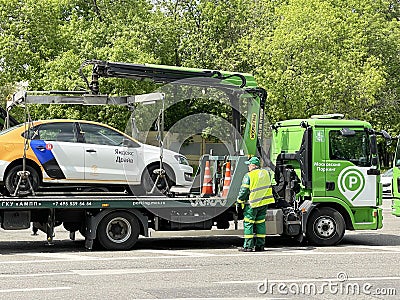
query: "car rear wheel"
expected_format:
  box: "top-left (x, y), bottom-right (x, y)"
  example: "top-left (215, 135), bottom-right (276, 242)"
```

top-left (5, 165), bottom-right (40, 196)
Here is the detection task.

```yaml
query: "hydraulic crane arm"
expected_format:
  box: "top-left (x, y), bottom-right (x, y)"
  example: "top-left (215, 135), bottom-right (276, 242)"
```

top-left (80, 60), bottom-right (252, 95)
top-left (79, 60), bottom-right (267, 157)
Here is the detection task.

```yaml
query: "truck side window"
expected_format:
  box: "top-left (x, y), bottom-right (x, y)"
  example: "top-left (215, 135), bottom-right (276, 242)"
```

top-left (329, 130), bottom-right (371, 166)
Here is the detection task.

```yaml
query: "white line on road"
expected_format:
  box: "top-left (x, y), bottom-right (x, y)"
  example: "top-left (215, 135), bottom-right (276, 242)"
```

top-left (2, 249), bottom-right (400, 265)
top-left (0, 272), bottom-right (72, 278)
top-left (341, 245), bottom-right (400, 252)
top-left (0, 287), bottom-right (71, 293)
top-left (0, 268), bottom-right (195, 278)
top-left (134, 298), bottom-right (288, 300)
top-left (136, 249), bottom-right (214, 256)
top-left (216, 276), bottom-right (400, 285)
top-left (16, 252), bottom-right (101, 260)
top-left (71, 268), bottom-right (196, 276)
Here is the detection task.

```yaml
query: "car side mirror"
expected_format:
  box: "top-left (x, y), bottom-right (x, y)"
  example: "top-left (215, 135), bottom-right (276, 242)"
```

top-left (123, 138), bottom-right (139, 148)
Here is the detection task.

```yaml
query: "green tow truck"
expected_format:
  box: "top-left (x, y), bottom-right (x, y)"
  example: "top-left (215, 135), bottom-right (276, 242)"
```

top-left (0, 60), bottom-right (386, 250)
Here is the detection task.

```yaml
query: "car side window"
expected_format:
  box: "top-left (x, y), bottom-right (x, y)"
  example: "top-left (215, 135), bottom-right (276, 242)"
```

top-left (29, 123), bottom-right (77, 142)
top-left (80, 123), bottom-right (137, 147)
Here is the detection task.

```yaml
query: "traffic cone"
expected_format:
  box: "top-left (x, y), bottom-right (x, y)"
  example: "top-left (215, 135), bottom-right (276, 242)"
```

top-left (201, 160), bottom-right (213, 196)
top-left (221, 162), bottom-right (231, 197)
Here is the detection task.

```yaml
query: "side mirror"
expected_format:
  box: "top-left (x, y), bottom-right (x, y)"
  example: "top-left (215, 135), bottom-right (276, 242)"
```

top-left (370, 135), bottom-right (378, 155)
top-left (340, 128), bottom-right (356, 136)
top-left (123, 138), bottom-right (139, 148)
top-left (381, 130), bottom-right (392, 145)
top-left (381, 130), bottom-right (391, 140)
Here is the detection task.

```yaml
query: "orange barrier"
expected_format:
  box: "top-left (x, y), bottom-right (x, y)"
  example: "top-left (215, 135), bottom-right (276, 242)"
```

top-left (201, 160), bottom-right (213, 196)
top-left (221, 162), bottom-right (231, 197)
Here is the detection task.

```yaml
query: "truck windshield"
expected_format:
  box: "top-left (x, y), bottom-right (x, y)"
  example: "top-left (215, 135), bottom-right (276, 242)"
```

top-left (329, 130), bottom-right (371, 167)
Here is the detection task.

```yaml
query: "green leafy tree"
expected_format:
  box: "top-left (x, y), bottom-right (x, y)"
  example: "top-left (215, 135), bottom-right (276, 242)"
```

top-left (253, 0), bottom-right (400, 128)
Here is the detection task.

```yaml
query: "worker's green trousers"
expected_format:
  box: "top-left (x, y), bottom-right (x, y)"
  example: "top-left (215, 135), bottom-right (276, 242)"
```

top-left (243, 204), bottom-right (267, 249)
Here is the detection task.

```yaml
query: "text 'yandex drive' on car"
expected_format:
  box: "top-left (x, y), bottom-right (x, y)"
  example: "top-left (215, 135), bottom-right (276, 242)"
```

top-left (0, 119), bottom-right (193, 195)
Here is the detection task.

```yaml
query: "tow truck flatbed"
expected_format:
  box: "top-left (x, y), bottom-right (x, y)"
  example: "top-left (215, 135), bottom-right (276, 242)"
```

top-left (0, 195), bottom-right (231, 209)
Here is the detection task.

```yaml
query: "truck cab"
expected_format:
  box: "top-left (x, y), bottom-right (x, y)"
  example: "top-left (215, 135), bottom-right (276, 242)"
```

top-left (270, 114), bottom-right (383, 245)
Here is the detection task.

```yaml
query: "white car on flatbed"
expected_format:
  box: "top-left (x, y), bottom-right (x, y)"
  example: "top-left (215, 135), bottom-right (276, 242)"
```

top-left (0, 119), bottom-right (193, 195)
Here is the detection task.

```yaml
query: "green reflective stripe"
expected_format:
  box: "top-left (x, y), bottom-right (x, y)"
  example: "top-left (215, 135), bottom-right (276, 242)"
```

top-left (244, 217), bottom-right (255, 223)
top-left (244, 234), bottom-right (254, 238)
top-left (241, 184), bottom-right (250, 188)
top-left (254, 219), bottom-right (265, 224)
top-left (255, 234), bottom-right (266, 238)
top-left (248, 194), bottom-right (274, 204)
top-left (237, 199), bottom-right (246, 203)
top-left (250, 185), bottom-right (271, 193)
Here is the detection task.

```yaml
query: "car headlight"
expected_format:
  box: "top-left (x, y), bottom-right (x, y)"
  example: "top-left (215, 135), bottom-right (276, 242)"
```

top-left (174, 155), bottom-right (189, 165)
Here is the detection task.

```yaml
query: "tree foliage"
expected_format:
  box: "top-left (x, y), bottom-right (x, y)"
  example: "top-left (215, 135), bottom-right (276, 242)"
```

top-left (0, 0), bottom-right (399, 136)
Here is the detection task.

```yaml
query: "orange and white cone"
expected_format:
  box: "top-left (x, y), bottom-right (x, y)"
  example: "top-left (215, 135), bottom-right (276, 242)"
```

top-left (201, 160), bottom-right (213, 196)
top-left (221, 162), bottom-right (231, 197)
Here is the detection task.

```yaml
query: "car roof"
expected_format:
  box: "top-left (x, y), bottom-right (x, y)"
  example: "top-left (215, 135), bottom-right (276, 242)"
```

top-left (35, 119), bottom-right (104, 125)
top-left (34, 119), bottom-right (133, 138)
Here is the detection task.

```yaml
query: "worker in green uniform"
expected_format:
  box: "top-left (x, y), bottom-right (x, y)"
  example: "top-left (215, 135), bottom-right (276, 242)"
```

top-left (237, 157), bottom-right (275, 252)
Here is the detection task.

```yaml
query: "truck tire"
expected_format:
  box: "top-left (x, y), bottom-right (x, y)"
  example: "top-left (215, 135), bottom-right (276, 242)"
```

top-left (97, 211), bottom-right (140, 250)
top-left (5, 165), bottom-right (40, 196)
top-left (306, 207), bottom-right (345, 246)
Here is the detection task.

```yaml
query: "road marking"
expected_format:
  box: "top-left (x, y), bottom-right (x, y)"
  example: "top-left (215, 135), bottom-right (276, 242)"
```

top-left (0, 287), bottom-right (71, 293)
top-left (2, 248), bottom-right (400, 265)
top-left (16, 252), bottom-right (100, 260)
top-left (134, 298), bottom-right (287, 300)
top-left (71, 268), bottom-right (195, 275)
top-left (136, 249), bottom-right (214, 256)
top-left (0, 272), bottom-right (71, 278)
top-left (216, 276), bottom-right (400, 285)
top-left (0, 268), bottom-right (195, 278)
top-left (341, 245), bottom-right (400, 252)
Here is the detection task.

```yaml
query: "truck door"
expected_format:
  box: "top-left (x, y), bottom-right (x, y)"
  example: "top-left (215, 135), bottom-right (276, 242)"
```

top-left (324, 128), bottom-right (377, 206)
top-left (79, 123), bottom-right (142, 184)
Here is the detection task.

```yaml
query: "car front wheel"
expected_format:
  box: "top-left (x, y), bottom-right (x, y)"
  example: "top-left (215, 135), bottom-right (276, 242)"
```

top-left (5, 165), bottom-right (40, 196)
top-left (142, 164), bottom-right (175, 195)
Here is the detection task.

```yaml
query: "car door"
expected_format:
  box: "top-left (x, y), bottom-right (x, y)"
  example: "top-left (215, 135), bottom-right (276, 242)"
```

top-left (79, 122), bottom-right (142, 184)
top-left (30, 122), bottom-right (84, 180)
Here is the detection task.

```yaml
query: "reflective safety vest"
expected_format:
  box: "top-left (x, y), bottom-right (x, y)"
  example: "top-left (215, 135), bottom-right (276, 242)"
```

top-left (248, 169), bottom-right (274, 208)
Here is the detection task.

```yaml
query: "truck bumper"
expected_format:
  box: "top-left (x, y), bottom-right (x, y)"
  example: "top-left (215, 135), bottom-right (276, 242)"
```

top-left (353, 207), bottom-right (383, 230)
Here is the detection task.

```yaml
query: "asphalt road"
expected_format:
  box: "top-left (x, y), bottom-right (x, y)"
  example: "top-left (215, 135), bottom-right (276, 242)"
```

top-left (0, 198), bottom-right (399, 300)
